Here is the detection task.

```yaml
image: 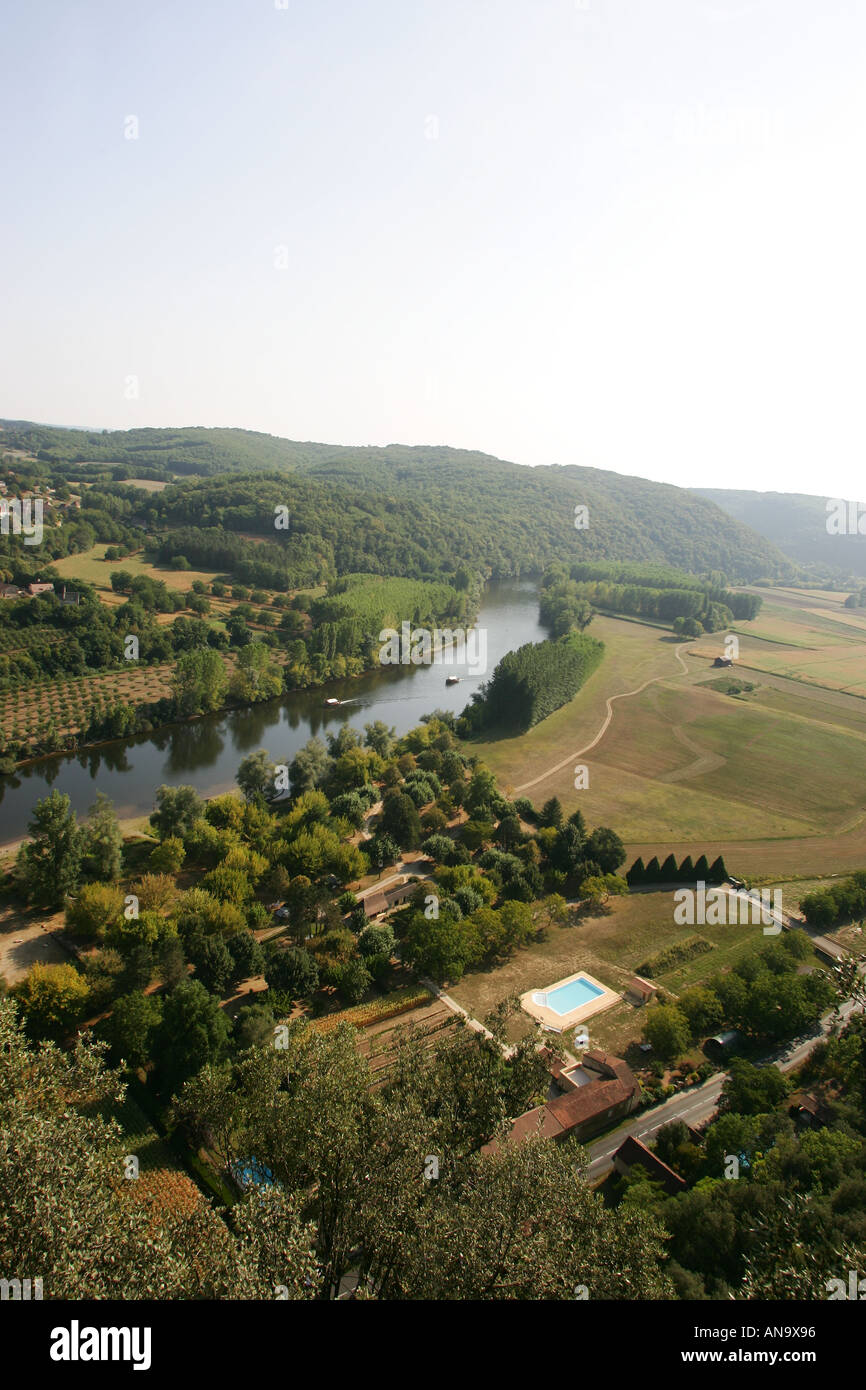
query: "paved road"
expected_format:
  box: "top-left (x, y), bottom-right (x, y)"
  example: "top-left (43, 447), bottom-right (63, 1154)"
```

top-left (356, 859), bottom-right (429, 899)
top-left (586, 1074), bottom-right (726, 1179)
top-left (585, 986), bottom-right (865, 1178)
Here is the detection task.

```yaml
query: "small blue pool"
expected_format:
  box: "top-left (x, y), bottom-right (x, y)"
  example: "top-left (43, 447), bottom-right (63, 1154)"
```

top-left (535, 976), bottom-right (604, 1016)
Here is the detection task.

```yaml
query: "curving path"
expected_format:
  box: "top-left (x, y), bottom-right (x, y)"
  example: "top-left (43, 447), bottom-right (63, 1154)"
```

top-left (514, 640), bottom-right (694, 795)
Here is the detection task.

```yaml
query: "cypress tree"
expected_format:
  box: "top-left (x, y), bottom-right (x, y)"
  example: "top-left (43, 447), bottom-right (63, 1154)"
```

top-left (540, 797), bottom-right (564, 829)
top-left (626, 857), bottom-right (645, 887)
top-left (694, 853), bottom-right (710, 880)
top-left (644, 856), bottom-right (661, 883)
top-left (679, 855), bottom-right (695, 882)
top-left (660, 853), bottom-right (678, 882)
top-left (708, 855), bottom-right (728, 884)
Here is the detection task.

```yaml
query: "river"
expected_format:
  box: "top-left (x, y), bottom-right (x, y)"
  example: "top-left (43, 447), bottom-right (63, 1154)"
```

top-left (0, 579), bottom-right (544, 842)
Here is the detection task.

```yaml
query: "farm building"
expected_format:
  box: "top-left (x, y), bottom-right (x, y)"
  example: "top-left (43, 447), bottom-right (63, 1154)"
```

top-left (362, 892), bottom-right (389, 919)
top-left (626, 975), bottom-right (657, 1005)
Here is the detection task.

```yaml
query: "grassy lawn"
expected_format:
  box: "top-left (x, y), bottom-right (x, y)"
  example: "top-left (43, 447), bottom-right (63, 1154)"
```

top-left (449, 888), bottom-right (777, 1045)
top-left (450, 885), bottom-right (832, 1055)
top-left (470, 614), bottom-right (679, 794)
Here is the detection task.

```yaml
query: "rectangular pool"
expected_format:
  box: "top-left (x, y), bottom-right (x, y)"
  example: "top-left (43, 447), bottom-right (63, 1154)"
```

top-left (536, 976), bottom-right (604, 1017)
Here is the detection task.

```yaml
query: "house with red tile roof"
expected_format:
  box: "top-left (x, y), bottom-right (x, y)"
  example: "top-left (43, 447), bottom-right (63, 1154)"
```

top-left (483, 1050), bottom-right (640, 1153)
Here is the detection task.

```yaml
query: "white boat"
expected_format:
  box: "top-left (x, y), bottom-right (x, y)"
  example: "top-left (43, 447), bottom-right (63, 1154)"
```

top-left (324, 697), bottom-right (341, 706)
top-left (445, 675), bottom-right (460, 686)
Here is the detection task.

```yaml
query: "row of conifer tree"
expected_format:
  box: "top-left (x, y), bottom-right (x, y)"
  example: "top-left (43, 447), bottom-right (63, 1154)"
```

top-left (626, 853), bottom-right (728, 886)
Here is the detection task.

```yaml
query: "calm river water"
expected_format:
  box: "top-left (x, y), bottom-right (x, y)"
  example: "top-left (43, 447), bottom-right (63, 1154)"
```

top-left (0, 579), bottom-right (544, 842)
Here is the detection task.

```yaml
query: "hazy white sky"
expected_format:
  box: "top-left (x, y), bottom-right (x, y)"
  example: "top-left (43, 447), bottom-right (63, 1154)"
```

top-left (2, 0), bottom-right (864, 496)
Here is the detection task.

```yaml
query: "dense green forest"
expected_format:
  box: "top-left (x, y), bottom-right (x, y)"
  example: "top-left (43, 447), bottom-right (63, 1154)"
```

top-left (540, 563), bottom-right (762, 636)
top-left (460, 632), bottom-right (605, 734)
top-left (1, 421), bottom-right (796, 583)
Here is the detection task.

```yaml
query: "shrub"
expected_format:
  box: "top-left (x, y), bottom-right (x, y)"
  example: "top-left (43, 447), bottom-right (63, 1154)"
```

top-left (65, 883), bottom-right (125, 940)
top-left (337, 957), bottom-right (372, 1005)
top-left (358, 923), bottom-right (395, 958)
top-left (131, 873), bottom-right (176, 914)
top-left (264, 946), bottom-right (319, 1000)
top-left (149, 837), bottom-right (186, 874)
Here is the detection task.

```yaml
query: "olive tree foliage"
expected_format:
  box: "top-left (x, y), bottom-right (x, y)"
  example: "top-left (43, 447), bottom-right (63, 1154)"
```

top-left (740, 1192), bottom-right (866, 1300)
top-left (173, 1017), bottom-right (673, 1301)
top-left (0, 998), bottom-right (316, 1299)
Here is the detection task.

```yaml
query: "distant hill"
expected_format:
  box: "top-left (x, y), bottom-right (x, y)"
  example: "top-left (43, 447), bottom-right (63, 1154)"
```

top-left (695, 488), bottom-right (866, 579)
top-left (0, 420), bottom-right (794, 583)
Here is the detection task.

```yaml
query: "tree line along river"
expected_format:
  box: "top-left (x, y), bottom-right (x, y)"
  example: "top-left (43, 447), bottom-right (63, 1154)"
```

top-left (0, 580), bottom-right (545, 845)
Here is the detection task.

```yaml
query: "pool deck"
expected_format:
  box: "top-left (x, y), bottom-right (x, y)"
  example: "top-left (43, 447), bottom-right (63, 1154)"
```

top-left (520, 970), bottom-right (621, 1033)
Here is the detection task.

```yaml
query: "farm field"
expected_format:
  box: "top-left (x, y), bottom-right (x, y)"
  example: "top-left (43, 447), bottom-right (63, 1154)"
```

top-left (464, 590), bottom-right (866, 880)
top-left (49, 543), bottom-right (305, 634)
top-left (0, 648), bottom-right (285, 751)
top-left (0, 664), bottom-right (177, 745)
top-left (690, 589), bottom-right (866, 694)
top-left (471, 614), bottom-right (680, 792)
top-left (97, 1094), bottom-right (207, 1216)
top-left (51, 543), bottom-right (223, 594)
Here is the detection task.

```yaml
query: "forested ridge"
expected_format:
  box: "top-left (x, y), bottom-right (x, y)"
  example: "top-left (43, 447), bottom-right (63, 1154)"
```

top-left (1, 421), bottom-right (795, 583)
top-left (696, 486), bottom-right (866, 579)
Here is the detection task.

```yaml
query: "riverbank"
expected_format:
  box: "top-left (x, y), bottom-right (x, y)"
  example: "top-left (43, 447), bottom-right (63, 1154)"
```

top-left (0, 580), bottom-right (546, 844)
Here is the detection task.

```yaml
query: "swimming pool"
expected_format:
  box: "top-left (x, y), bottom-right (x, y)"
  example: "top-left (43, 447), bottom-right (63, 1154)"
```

top-left (534, 975), bottom-right (604, 1016)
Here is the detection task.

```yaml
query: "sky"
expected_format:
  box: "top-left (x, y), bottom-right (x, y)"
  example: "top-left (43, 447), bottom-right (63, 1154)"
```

top-left (1, 0), bottom-right (865, 497)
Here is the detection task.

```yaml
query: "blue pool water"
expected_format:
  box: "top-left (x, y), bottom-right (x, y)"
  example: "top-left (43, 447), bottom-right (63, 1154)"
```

top-left (538, 976), bottom-right (604, 1016)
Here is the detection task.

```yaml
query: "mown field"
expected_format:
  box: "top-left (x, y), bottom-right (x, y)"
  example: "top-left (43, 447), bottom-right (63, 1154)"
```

top-left (689, 588), bottom-right (866, 696)
top-left (465, 590), bottom-right (866, 880)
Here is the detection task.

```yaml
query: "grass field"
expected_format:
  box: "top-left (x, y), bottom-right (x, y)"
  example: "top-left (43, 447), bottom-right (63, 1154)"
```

top-left (463, 589), bottom-right (866, 880)
top-left (51, 543), bottom-right (221, 594)
top-left (449, 887), bottom-right (817, 1055)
